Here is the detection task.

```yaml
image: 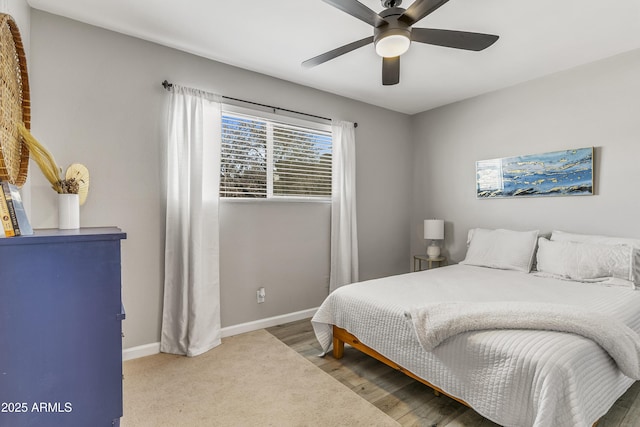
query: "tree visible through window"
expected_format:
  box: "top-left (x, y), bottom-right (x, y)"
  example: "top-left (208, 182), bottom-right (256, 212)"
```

top-left (220, 112), bottom-right (332, 199)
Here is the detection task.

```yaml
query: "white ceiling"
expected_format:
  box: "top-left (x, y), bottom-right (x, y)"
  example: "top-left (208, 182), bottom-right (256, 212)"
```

top-left (27, 0), bottom-right (640, 114)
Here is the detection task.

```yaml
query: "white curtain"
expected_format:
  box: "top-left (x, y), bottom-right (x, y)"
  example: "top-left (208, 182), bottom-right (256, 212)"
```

top-left (160, 85), bottom-right (222, 357)
top-left (330, 120), bottom-right (359, 292)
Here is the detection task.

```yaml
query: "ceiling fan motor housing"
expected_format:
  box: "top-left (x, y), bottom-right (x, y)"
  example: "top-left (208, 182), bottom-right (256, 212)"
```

top-left (374, 7), bottom-right (411, 46)
top-left (382, 0), bottom-right (402, 7)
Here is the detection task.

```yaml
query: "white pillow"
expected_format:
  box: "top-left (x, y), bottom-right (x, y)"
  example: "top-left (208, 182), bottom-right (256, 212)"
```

top-left (536, 237), bottom-right (635, 287)
top-left (460, 228), bottom-right (539, 272)
top-left (551, 230), bottom-right (640, 248)
top-left (551, 231), bottom-right (640, 287)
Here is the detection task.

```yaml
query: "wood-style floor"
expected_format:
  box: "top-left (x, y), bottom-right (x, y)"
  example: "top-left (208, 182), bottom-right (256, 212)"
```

top-left (267, 318), bottom-right (640, 427)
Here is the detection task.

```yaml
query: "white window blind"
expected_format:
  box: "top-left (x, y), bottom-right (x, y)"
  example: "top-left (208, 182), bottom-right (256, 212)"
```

top-left (220, 111), bottom-right (332, 199)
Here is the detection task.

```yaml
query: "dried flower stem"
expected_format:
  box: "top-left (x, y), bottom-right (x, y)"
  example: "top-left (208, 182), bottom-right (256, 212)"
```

top-left (58, 177), bottom-right (79, 194)
top-left (18, 123), bottom-right (62, 191)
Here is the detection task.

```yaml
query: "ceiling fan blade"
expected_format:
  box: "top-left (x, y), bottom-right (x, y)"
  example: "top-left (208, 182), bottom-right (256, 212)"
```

top-left (302, 36), bottom-right (374, 68)
top-left (382, 56), bottom-right (400, 86)
top-left (399, 0), bottom-right (450, 26)
top-left (411, 28), bottom-right (499, 51)
top-left (322, 0), bottom-right (386, 28)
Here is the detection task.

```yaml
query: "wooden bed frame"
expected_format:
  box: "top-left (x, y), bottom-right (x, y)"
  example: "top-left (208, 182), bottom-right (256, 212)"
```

top-left (331, 325), bottom-right (599, 426)
top-left (332, 325), bottom-right (469, 405)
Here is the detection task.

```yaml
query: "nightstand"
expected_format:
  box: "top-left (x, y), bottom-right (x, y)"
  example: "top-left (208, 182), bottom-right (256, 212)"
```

top-left (413, 254), bottom-right (447, 272)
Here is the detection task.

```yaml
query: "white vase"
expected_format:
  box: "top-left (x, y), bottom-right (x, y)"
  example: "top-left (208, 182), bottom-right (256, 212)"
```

top-left (58, 193), bottom-right (80, 230)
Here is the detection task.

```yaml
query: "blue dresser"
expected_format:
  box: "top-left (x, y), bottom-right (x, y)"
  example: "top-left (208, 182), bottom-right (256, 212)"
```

top-left (0, 227), bottom-right (126, 427)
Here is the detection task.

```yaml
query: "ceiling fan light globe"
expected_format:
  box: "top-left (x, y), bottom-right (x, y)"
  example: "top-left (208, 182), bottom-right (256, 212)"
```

top-left (375, 34), bottom-right (410, 58)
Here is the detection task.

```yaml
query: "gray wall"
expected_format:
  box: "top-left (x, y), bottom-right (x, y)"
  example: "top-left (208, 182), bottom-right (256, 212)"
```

top-left (410, 49), bottom-right (640, 263)
top-left (29, 11), bottom-right (413, 349)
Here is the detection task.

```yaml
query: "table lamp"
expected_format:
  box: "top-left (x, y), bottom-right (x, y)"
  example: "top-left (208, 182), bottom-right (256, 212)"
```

top-left (424, 219), bottom-right (444, 259)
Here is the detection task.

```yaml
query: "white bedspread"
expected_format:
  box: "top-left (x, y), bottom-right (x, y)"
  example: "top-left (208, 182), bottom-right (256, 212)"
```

top-left (407, 302), bottom-right (640, 379)
top-left (312, 265), bottom-right (640, 427)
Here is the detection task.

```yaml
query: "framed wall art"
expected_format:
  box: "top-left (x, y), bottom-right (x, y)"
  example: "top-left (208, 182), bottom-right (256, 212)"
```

top-left (476, 147), bottom-right (594, 198)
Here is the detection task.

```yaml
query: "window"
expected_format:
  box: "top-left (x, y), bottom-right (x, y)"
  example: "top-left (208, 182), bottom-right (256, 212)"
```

top-left (220, 110), bottom-right (332, 199)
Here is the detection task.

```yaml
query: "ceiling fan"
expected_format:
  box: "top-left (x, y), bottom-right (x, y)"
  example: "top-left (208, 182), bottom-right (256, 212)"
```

top-left (302, 0), bottom-right (499, 86)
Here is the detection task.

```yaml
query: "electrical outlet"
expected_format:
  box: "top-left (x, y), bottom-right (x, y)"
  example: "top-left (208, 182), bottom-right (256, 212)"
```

top-left (257, 287), bottom-right (265, 304)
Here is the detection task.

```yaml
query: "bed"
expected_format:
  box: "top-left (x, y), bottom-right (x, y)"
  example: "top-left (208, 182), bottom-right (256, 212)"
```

top-left (312, 229), bottom-right (640, 427)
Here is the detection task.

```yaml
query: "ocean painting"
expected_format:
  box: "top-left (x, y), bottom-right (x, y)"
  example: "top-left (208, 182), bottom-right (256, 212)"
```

top-left (476, 147), bottom-right (594, 198)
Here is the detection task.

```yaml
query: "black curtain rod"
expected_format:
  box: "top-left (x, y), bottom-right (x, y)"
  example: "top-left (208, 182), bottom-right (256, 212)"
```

top-left (161, 80), bottom-right (357, 128)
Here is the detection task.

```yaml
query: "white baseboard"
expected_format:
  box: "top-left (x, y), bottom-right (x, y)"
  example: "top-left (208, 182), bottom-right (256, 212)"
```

top-left (220, 307), bottom-right (318, 338)
top-left (122, 342), bottom-right (161, 361)
top-left (122, 307), bottom-right (318, 361)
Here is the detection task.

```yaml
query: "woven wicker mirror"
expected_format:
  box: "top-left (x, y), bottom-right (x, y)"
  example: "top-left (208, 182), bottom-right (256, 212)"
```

top-left (0, 13), bottom-right (30, 187)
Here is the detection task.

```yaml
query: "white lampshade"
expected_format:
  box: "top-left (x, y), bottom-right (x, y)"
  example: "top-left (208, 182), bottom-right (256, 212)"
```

top-left (424, 219), bottom-right (444, 240)
top-left (375, 34), bottom-right (411, 58)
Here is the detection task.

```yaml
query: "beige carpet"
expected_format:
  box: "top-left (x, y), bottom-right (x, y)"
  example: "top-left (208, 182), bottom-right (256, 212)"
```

top-left (122, 329), bottom-right (399, 426)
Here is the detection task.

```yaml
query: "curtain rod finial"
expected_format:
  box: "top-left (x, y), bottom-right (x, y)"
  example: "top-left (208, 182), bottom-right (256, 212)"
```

top-left (162, 80), bottom-right (173, 90)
